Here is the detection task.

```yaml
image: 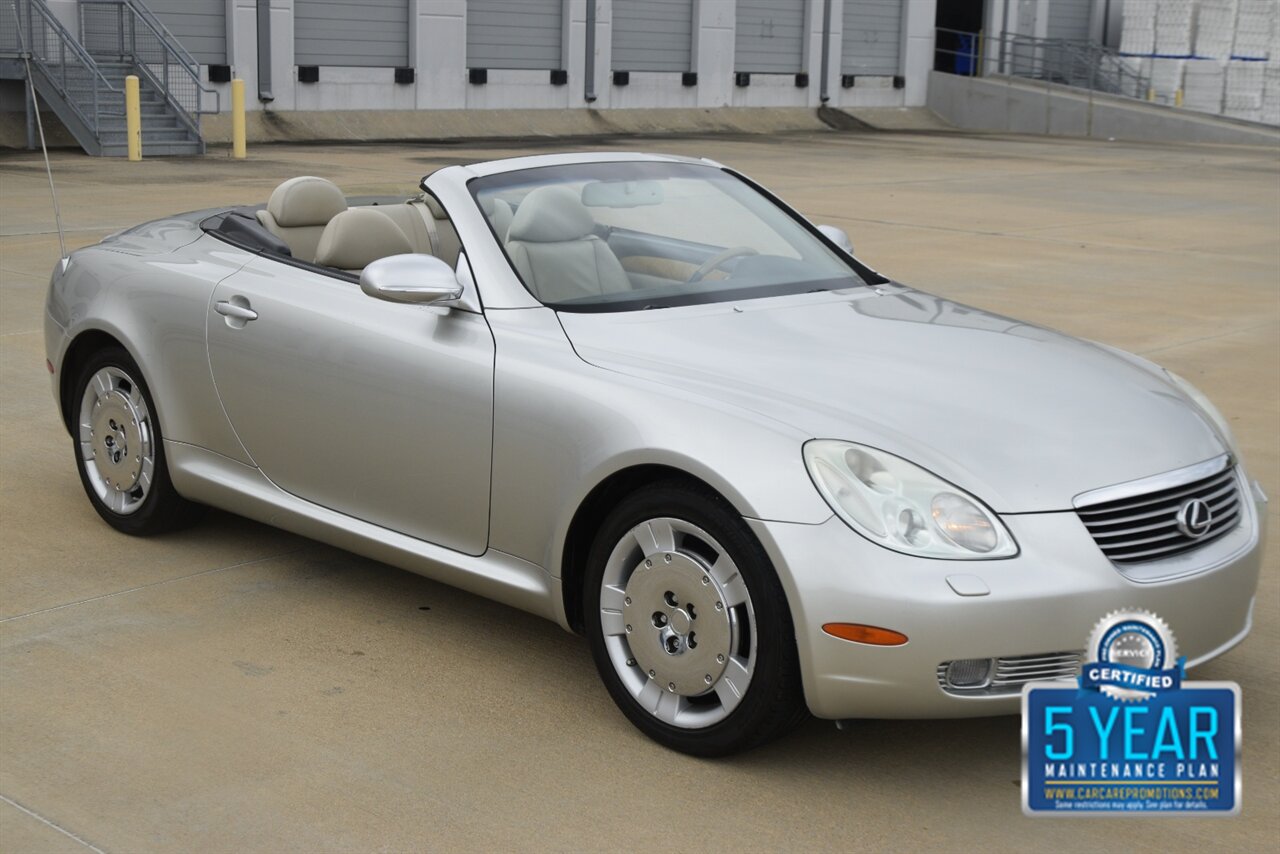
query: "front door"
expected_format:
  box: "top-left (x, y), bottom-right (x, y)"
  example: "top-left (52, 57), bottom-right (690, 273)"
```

top-left (206, 257), bottom-right (494, 555)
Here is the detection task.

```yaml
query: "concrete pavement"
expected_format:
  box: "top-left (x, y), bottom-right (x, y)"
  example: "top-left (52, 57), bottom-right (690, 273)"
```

top-left (1, 130), bottom-right (1277, 852)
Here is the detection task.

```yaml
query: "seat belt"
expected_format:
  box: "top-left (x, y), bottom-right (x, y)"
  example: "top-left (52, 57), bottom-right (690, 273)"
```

top-left (407, 198), bottom-right (441, 256)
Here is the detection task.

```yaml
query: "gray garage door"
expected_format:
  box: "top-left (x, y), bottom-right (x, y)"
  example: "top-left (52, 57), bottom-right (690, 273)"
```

top-left (467, 0), bottom-right (563, 70)
top-left (612, 0), bottom-right (694, 72)
top-left (735, 0), bottom-right (806, 74)
top-left (147, 0), bottom-right (226, 65)
top-left (1047, 0), bottom-right (1093, 42)
top-left (295, 0), bottom-right (409, 67)
top-left (841, 0), bottom-right (900, 75)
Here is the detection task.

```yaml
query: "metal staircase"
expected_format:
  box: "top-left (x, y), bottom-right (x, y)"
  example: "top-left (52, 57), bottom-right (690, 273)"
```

top-left (937, 28), bottom-right (1153, 104)
top-left (1012, 36), bottom-right (1152, 101)
top-left (1, 0), bottom-right (218, 156)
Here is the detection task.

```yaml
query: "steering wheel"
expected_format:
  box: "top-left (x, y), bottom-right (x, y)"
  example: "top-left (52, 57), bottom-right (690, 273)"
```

top-left (686, 246), bottom-right (758, 283)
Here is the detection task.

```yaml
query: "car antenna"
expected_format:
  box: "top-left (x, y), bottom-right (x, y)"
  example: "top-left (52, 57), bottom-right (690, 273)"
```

top-left (14, 2), bottom-right (68, 269)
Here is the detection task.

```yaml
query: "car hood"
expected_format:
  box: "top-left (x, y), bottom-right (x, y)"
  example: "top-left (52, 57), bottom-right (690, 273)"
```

top-left (557, 287), bottom-right (1225, 512)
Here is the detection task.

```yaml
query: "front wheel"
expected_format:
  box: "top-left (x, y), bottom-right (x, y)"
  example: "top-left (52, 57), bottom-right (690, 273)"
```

top-left (72, 346), bottom-right (204, 535)
top-left (585, 481), bottom-right (806, 756)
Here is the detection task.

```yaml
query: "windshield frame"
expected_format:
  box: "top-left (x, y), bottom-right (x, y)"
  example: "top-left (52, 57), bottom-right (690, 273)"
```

top-left (466, 161), bottom-right (886, 313)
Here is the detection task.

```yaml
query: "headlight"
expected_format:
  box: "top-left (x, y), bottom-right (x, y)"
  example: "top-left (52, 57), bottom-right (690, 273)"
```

top-left (1164, 370), bottom-right (1240, 461)
top-left (803, 440), bottom-right (1018, 559)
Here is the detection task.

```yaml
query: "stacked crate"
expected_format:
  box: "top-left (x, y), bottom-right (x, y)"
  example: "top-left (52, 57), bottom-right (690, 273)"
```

top-left (1269, 10), bottom-right (1280, 124)
top-left (1263, 64), bottom-right (1280, 125)
top-left (1116, 0), bottom-right (1278, 124)
top-left (1232, 0), bottom-right (1274, 59)
top-left (1229, 0), bottom-right (1273, 122)
top-left (1194, 0), bottom-right (1239, 59)
top-left (1121, 0), bottom-right (1159, 54)
top-left (1182, 60), bottom-right (1227, 111)
top-left (1152, 57), bottom-right (1188, 101)
top-left (1272, 3), bottom-right (1280, 59)
top-left (1224, 60), bottom-right (1264, 119)
top-left (1156, 0), bottom-right (1196, 54)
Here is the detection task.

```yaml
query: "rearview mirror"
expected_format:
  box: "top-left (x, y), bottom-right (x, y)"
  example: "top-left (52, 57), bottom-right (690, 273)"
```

top-left (817, 224), bottom-right (854, 257)
top-left (361, 254), bottom-right (463, 305)
top-left (582, 180), bottom-right (664, 208)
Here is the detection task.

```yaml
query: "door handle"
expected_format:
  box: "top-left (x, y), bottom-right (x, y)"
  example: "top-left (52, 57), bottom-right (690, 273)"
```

top-left (215, 300), bottom-right (258, 322)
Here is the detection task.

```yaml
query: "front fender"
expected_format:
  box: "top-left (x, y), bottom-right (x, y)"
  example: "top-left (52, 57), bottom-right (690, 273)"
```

top-left (486, 307), bottom-right (832, 579)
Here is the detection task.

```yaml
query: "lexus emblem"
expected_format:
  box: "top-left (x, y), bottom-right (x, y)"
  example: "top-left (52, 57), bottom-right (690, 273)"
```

top-left (1176, 498), bottom-right (1213, 538)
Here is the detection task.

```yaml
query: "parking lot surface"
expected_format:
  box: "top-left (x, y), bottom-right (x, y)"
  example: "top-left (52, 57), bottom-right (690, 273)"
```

top-left (2, 130), bottom-right (1277, 852)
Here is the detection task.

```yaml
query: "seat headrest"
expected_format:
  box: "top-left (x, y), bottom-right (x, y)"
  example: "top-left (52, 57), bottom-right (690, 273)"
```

top-left (314, 208), bottom-right (414, 271)
top-left (267, 176), bottom-right (347, 228)
top-left (507, 186), bottom-right (596, 243)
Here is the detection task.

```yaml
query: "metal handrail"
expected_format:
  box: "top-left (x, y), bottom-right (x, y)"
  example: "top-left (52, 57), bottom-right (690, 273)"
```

top-left (5, 0), bottom-right (120, 136)
top-left (934, 27), bottom-right (1151, 102)
top-left (79, 0), bottom-right (220, 118)
top-left (7, 0), bottom-right (118, 91)
top-left (132, 57), bottom-right (201, 138)
top-left (117, 0), bottom-right (198, 71)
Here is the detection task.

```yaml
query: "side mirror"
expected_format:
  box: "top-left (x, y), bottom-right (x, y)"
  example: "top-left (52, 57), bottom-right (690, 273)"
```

top-left (360, 254), bottom-right (463, 305)
top-left (817, 224), bottom-right (855, 257)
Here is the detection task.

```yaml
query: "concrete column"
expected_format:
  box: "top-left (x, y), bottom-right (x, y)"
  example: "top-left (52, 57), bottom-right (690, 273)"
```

top-left (411, 0), bottom-right (465, 109)
top-left (565, 0), bottom-right (587, 100)
top-left (590, 0), bottom-right (611, 106)
top-left (825, 0), bottom-right (845, 104)
top-left (1035, 0), bottom-right (1050, 38)
top-left (984, 0), bottom-right (1009, 73)
top-left (227, 0), bottom-right (258, 110)
top-left (265, 0), bottom-right (294, 110)
top-left (692, 0), bottom-right (733, 107)
top-left (803, 0), bottom-right (823, 107)
top-left (1088, 0), bottom-right (1107, 43)
top-left (1015, 0), bottom-right (1049, 38)
top-left (1101, 0), bottom-right (1123, 49)
top-left (901, 0), bottom-right (938, 107)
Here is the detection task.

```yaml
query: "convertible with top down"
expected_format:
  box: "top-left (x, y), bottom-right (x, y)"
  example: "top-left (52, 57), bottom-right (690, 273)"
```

top-left (44, 152), bottom-right (1265, 755)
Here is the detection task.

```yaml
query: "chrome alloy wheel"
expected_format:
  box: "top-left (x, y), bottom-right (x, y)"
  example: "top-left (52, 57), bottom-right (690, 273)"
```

top-left (599, 517), bottom-right (757, 729)
top-left (78, 366), bottom-right (156, 515)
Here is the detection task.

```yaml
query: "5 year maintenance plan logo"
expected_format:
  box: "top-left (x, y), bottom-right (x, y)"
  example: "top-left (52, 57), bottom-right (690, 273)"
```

top-left (1022, 609), bottom-right (1242, 816)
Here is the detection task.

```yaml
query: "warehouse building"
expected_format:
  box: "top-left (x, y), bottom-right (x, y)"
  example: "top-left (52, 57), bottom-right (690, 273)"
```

top-left (2, 0), bottom-right (1275, 154)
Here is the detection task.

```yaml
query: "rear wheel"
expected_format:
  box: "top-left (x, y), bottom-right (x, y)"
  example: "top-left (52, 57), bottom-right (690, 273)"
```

top-left (73, 346), bottom-right (203, 535)
top-left (584, 481), bottom-right (806, 756)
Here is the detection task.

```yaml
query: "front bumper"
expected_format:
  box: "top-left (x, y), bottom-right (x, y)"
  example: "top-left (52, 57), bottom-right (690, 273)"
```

top-left (749, 472), bottom-right (1266, 720)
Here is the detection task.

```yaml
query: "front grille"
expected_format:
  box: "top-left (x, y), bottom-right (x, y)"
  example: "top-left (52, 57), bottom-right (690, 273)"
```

top-left (937, 650), bottom-right (1083, 696)
top-left (1076, 463), bottom-right (1241, 565)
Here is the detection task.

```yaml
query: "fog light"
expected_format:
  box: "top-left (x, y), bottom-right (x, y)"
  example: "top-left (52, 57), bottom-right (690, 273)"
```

top-left (945, 658), bottom-right (993, 689)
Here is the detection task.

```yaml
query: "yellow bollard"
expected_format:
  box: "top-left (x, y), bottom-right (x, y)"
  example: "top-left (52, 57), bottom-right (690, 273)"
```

top-left (1175, 89), bottom-right (1184, 108)
top-left (1146, 87), bottom-right (1156, 102)
top-left (124, 74), bottom-right (141, 161)
top-left (231, 78), bottom-right (246, 159)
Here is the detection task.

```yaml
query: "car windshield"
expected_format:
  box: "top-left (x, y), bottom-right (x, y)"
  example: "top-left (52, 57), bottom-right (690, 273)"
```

top-left (469, 161), bottom-right (876, 312)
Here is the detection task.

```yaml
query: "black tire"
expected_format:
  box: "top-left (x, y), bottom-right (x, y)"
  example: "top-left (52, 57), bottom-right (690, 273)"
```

top-left (72, 346), bottom-right (204, 536)
top-left (584, 480), bottom-right (807, 756)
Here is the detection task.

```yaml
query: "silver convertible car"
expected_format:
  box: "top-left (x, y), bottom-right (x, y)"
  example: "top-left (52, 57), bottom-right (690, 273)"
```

top-left (44, 153), bottom-right (1265, 756)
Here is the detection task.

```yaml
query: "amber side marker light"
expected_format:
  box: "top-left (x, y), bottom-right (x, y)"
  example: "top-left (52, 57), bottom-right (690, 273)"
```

top-left (822, 623), bottom-right (909, 646)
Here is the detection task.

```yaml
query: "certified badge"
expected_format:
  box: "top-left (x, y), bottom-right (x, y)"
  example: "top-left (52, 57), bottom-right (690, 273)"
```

top-left (1082, 609), bottom-right (1183, 701)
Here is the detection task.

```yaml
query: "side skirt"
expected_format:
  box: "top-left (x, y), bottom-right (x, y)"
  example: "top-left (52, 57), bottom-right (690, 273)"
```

top-left (167, 441), bottom-right (558, 621)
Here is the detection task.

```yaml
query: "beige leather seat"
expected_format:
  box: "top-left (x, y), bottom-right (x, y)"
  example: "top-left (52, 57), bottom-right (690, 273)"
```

top-left (504, 186), bottom-right (631, 303)
top-left (323, 197), bottom-right (461, 269)
top-left (314, 208), bottom-right (413, 275)
top-left (480, 196), bottom-right (514, 241)
top-left (256, 176), bottom-right (348, 263)
top-left (377, 202), bottom-right (437, 255)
